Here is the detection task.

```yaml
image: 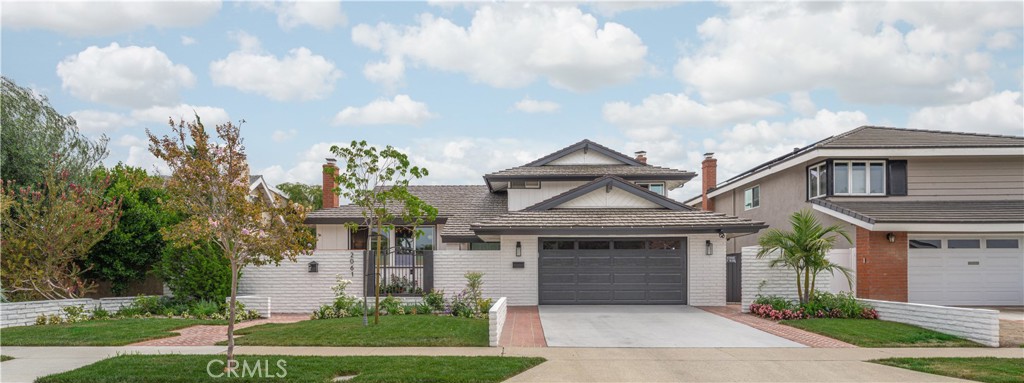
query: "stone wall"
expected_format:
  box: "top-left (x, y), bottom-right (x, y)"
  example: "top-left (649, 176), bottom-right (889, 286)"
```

top-left (859, 299), bottom-right (1000, 347)
top-left (1, 296), bottom-right (156, 328)
top-left (488, 297), bottom-right (508, 347)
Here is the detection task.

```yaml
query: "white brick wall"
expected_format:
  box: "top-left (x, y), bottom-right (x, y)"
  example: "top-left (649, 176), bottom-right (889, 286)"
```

top-left (688, 234), bottom-right (727, 306)
top-left (1, 296), bottom-right (157, 328)
top-left (238, 250), bottom-right (364, 313)
top-left (859, 299), bottom-right (1000, 347)
top-left (231, 296), bottom-right (271, 318)
top-left (433, 249), bottom-right (502, 300)
top-left (740, 246), bottom-right (836, 312)
top-left (433, 236), bottom-right (540, 306)
top-left (489, 297), bottom-right (508, 347)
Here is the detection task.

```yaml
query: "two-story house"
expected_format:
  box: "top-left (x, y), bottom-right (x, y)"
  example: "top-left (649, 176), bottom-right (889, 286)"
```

top-left (688, 126), bottom-right (1024, 307)
top-left (237, 139), bottom-right (766, 312)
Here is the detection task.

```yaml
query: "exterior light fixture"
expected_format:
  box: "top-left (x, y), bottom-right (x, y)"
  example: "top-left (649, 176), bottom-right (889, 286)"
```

top-left (705, 240), bottom-right (713, 256)
top-left (515, 241), bottom-right (522, 257)
top-left (717, 229), bottom-right (725, 239)
top-left (886, 232), bottom-right (896, 243)
top-left (308, 261), bottom-right (319, 273)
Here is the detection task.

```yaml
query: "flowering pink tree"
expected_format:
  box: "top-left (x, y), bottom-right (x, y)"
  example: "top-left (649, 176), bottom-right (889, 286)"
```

top-left (147, 116), bottom-right (314, 368)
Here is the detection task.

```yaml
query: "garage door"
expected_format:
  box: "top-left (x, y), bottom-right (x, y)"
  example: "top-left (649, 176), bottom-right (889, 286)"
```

top-left (909, 237), bottom-right (1024, 306)
top-left (538, 238), bottom-right (687, 305)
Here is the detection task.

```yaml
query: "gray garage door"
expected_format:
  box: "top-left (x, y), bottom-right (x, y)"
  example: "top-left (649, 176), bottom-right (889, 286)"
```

top-left (538, 238), bottom-right (687, 305)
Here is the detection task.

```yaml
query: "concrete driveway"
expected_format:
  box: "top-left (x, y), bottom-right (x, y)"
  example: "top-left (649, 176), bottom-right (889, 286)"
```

top-left (539, 305), bottom-right (804, 348)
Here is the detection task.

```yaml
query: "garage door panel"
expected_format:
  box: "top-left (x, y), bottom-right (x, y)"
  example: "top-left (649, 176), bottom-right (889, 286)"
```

top-left (539, 238), bottom-right (687, 305)
top-left (909, 237), bottom-right (1023, 306)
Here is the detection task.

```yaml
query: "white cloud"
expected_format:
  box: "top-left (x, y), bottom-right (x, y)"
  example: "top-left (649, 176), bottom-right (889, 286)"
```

top-left (907, 91), bottom-right (1024, 136)
top-left (181, 36), bottom-right (197, 46)
top-left (362, 57), bottom-right (406, 90)
top-left (332, 95), bottom-right (436, 126)
top-left (210, 32), bottom-right (342, 101)
top-left (602, 93), bottom-right (784, 129)
top-left (789, 92), bottom-right (817, 116)
top-left (587, 2), bottom-right (679, 17)
top-left (513, 97), bottom-right (561, 113)
top-left (70, 104), bottom-right (229, 135)
top-left (114, 134), bottom-right (170, 175)
top-left (57, 43), bottom-right (196, 108)
top-left (352, 3), bottom-right (649, 92)
top-left (987, 31), bottom-right (1018, 50)
top-left (272, 129), bottom-right (298, 142)
top-left (268, 1), bottom-right (348, 31)
top-left (1, 1), bottom-right (220, 36)
top-left (71, 110), bottom-right (135, 134)
top-left (675, 2), bottom-right (1022, 105)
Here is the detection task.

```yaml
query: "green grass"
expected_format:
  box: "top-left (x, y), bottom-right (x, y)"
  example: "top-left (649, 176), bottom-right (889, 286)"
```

top-left (230, 315), bottom-right (488, 347)
top-left (873, 357), bottom-right (1024, 383)
top-left (1, 355), bottom-right (12, 362)
top-left (0, 319), bottom-right (222, 346)
top-left (37, 354), bottom-right (545, 383)
top-left (780, 319), bottom-right (981, 347)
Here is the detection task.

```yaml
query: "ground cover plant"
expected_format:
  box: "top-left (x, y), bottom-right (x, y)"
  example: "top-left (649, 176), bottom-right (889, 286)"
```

top-left (37, 354), bottom-right (545, 383)
top-left (230, 315), bottom-right (488, 347)
top-left (872, 357), bottom-right (1023, 383)
top-left (782, 319), bottom-right (981, 348)
top-left (749, 292), bottom-right (877, 320)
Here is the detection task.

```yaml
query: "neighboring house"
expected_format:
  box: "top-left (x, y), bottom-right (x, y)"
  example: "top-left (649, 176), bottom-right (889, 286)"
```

top-left (238, 139), bottom-right (766, 312)
top-left (248, 174), bottom-right (286, 206)
top-left (686, 126), bottom-right (1024, 306)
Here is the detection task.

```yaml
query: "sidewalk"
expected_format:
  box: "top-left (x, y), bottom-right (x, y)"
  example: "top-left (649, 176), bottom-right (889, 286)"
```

top-left (3, 345), bottom-right (1021, 383)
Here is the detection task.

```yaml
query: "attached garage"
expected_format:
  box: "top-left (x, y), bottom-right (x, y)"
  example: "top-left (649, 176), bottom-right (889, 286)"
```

top-left (909, 236), bottom-right (1024, 306)
top-left (538, 238), bottom-right (687, 305)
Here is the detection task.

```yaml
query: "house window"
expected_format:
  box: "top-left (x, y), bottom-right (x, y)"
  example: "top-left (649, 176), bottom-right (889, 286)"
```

top-left (350, 227), bottom-right (388, 251)
top-left (744, 185), bottom-right (760, 210)
top-left (833, 161), bottom-right (885, 195)
top-left (470, 242), bottom-right (501, 250)
top-left (807, 162), bottom-right (827, 199)
top-left (509, 180), bottom-right (541, 189)
top-left (636, 182), bottom-right (665, 196)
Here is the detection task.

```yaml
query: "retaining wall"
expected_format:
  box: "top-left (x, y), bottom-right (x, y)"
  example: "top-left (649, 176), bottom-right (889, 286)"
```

top-left (1, 296), bottom-right (156, 328)
top-left (859, 299), bottom-right (1000, 347)
top-left (488, 297), bottom-right (508, 347)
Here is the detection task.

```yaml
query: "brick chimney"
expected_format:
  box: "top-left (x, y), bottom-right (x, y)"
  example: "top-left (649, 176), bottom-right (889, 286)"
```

top-left (322, 158), bottom-right (339, 209)
top-left (634, 151), bottom-right (647, 164)
top-left (701, 153), bottom-right (717, 211)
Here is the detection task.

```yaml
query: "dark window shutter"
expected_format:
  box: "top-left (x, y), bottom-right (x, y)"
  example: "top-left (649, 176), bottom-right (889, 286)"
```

top-left (888, 160), bottom-right (908, 196)
top-left (825, 159), bottom-right (834, 196)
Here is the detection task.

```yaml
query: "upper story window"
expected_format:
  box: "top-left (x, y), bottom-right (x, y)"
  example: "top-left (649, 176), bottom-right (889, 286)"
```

top-left (834, 161), bottom-right (885, 195)
top-left (744, 185), bottom-right (760, 210)
top-left (509, 180), bottom-right (541, 189)
top-left (636, 182), bottom-right (665, 196)
top-left (807, 162), bottom-right (827, 199)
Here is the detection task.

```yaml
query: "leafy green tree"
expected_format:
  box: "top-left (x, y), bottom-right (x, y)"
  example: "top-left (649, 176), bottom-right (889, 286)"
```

top-left (156, 241), bottom-right (231, 303)
top-left (83, 164), bottom-right (173, 296)
top-left (0, 156), bottom-right (120, 301)
top-left (275, 182), bottom-right (323, 210)
top-left (148, 116), bottom-right (315, 368)
top-left (1, 76), bottom-right (108, 185)
top-left (329, 140), bottom-right (438, 325)
top-left (756, 209), bottom-right (853, 304)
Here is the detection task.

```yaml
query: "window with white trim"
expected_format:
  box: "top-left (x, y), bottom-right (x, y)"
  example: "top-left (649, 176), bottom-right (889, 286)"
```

top-left (833, 161), bottom-right (885, 195)
top-left (744, 185), bottom-right (760, 210)
top-left (807, 162), bottom-right (827, 199)
top-left (636, 182), bottom-right (665, 196)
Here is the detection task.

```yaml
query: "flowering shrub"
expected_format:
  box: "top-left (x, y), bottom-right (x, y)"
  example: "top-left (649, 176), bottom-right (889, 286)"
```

top-left (751, 293), bottom-right (876, 320)
top-left (750, 303), bottom-right (807, 320)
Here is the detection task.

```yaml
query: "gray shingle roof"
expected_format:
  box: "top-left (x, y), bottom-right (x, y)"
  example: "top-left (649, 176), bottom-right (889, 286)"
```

top-left (305, 185), bottom-right (508, 240)
top-left (484, 164), bottom-right (694, 179)
top-left (812, 199), bottom-right (1024, 224)
top-left (471, 209), bottom-right (766, 234)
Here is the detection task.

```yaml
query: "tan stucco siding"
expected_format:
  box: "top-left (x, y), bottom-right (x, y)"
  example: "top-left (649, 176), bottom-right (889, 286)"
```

top-left (507, 181), bottom-right (586, 211)
top-left (556, 187), bottom-right (662, 209)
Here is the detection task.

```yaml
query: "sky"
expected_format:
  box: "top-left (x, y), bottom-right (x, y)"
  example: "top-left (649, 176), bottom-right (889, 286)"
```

top-left (2, 1), bottom-right (1022, 201)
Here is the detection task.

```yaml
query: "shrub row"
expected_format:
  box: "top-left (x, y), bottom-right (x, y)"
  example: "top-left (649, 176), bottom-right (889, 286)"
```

top-left (750, 291), bottom-right (878, 320)
top-left (34, 295), bottom-right (260, 325)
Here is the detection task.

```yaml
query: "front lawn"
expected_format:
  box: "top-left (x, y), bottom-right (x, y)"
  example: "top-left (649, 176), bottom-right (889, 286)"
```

top-left (230, 315), bottom-right (488, 347)
top-left (0, 318), bottom-right (222, 346)
top-left (873, 357), bottom-right (1024, 383)
top-left (780, 319), bottom-right (981, 347)
top-left (37, 354), bottom-right (545, 383)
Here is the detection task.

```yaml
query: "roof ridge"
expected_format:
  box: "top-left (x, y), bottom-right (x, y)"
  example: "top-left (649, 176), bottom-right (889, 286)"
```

top-left (522, 139), bottom-right (645, 167)
top-left (847, 125), bottom-right (1024, 140)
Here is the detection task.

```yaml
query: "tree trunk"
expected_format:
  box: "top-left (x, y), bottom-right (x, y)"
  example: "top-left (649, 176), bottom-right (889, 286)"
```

top-left (225, 259), bottom-right (239, 371)
top-left (374, 224), bottom-right (382, 325)
top-left (809, 270), bottom-right (818, 302)
top-left (794, 268), bottom-right (803, 304)
top-left (802, 267), bottom-right (811, 304)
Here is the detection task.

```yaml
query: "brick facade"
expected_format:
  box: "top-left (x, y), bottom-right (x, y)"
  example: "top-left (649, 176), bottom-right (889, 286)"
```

top-left (855, 228), bottom-right (908, 302)
top-left (322, 159), bottom-right (339, 209)
top-left (701, 153), bottom-right (717, 211)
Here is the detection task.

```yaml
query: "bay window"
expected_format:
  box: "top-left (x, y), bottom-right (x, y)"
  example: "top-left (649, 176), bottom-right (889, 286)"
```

top-left (807, 162), bottom-right (827, 199)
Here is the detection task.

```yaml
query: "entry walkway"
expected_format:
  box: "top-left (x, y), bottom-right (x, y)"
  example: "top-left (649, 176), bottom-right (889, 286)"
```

top-left (4, 345), bottom-right (1019, 383)
top-left (539, 305), bottom-right (803, 347)
top-left (699, 304), bottom-right (857, 348)
top-left (500, 306), bottom-right (547, 347)
top-left (129, 314), bottom-right (308, 346)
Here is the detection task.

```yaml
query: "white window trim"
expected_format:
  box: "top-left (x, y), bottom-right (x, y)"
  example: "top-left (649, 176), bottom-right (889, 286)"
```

top-left (744, 185), bottom-right (760, 211)
top-left (636, 182), bottom-right (666, 196)
top-left (833, 160), bottom-right (886, 196)
top-left (808, 162), bottom-right (827, 199)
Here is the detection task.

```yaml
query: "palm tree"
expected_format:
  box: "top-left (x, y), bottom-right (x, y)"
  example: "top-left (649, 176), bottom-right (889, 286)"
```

top-left (757, 209), bottom-right (853, 304)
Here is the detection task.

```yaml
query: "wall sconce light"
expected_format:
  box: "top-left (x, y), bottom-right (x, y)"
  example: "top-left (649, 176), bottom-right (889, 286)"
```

top-left (515, 241), bottom-right (522, 257)
top-left (886, 232), bottom-right (896, 243)
top-left (307, 261), bottom-right (319, 273)
top-left (717, 229), bottom-right (725, 239)
top-left (705, 240), bottom-right (714, 256)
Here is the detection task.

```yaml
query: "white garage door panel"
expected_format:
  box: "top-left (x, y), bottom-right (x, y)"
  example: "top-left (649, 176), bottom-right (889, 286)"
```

top-left (908, 236), bottom-right (1024, 306)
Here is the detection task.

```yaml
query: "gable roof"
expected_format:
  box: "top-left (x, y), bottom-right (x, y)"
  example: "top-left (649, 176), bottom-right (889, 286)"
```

top-left (810, 199), bottom-right (1024, 225)
top-left (690, 126), bottom-right (1024, 202)
top-left (524, 175), bottom-right (693, 211)
top-left (470, 209), bottom-right (767, 235)
top-left (525, 139), bottom-right (645, 166)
